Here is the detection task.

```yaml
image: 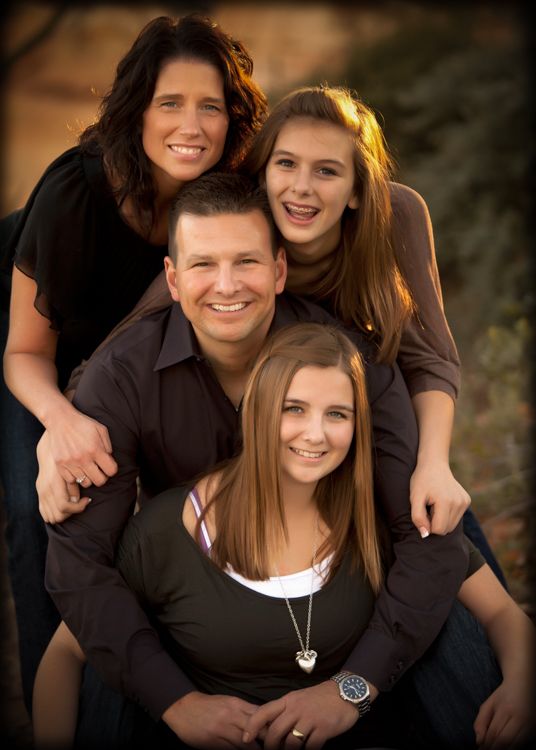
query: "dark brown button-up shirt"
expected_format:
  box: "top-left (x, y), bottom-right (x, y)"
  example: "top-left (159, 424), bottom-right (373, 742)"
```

top-left (45, 292), bottom-right (468, 719)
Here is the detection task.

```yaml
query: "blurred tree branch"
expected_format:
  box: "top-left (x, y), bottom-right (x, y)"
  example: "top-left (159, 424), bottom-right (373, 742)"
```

top-left (2, 2), bottom-right (70, 73)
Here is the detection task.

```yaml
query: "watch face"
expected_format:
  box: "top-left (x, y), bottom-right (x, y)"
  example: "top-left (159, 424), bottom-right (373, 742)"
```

top-left (341, 675), bottom-right (368, 701)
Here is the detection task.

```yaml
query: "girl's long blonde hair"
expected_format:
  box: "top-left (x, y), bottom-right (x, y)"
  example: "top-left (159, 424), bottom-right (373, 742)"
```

top-left (200, 323), bottom-right (383, 594)
top-left (242, 86), bottom-right (413, 363)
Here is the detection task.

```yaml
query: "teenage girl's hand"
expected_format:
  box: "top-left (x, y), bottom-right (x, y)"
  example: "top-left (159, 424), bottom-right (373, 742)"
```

top-left (410, 460), bottom-right (470, 537)
top-left (162, 692), bottom-right (262, 749)
top-left (474, 679), bottom-right (534, 749)
top-left (243, 680), bottom-right (364, 750)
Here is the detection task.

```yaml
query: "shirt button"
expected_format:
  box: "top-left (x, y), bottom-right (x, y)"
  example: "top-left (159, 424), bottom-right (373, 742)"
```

top-left (396, 661), bottom-right (404, 670)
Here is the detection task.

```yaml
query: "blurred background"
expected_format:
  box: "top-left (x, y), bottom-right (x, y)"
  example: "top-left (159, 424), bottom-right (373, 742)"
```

top-left (1, 0), bottom-right (534, 745)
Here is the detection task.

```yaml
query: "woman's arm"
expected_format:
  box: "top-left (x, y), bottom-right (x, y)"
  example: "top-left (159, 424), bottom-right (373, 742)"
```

top-left (390, 183), bottom-right (469, 535)
top-left (457, 564), bottom-right (535, 748)
top-left (411, 390), bottom-right (470, 536)
top-left (3, 267), bottom-right (117, 495)
top-left (32, 621), bottom-right (86, 748)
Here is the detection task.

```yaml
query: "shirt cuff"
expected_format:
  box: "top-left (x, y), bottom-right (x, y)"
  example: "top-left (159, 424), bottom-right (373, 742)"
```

top-left (125, 648), bottom-right (196, 720)
top-left (341, 627), bottom-right (415, 692)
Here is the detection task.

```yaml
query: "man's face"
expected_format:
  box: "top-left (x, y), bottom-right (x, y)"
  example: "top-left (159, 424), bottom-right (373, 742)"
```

top-left (165, 210), bottom-right (287, 355)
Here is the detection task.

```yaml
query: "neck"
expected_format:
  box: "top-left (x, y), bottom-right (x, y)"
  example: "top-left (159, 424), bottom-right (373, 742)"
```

top-left (198, 323), bottom-right (273, 409)
top-left (283, 232), bottom-right (340, 294)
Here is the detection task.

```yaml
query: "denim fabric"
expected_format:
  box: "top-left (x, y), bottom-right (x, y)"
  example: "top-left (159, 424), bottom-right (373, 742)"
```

top-left (403, 599), bottom-right (502, 749)
top-left (0, 273), bottom-right (60, 713)
top-left (463, 507), bottom-right (508, 588)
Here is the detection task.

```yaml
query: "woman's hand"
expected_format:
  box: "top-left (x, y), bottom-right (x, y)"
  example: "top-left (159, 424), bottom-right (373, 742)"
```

top-left (243, 680), bottom-right (359, 750)
top-left (162, 691), bottom-right (262, 749)
top-left (410, 460), bottom-right (470, 537)
top-left (44, 402), bottom-right (118, 488)
top-left (36, 431), bottom-right (92, 523)
top-left (36, 409), bottom-right (117, 523)
top-left (474, 680), bottom-right (534, 749)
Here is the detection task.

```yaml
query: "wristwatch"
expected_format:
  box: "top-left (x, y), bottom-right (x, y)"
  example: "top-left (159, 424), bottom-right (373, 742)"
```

top-left (330, 671), bottom-right (371, 716)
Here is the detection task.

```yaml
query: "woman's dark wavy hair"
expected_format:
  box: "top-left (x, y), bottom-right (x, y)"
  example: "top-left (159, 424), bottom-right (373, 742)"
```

top-left (79, 14), bottom-right (267, 236)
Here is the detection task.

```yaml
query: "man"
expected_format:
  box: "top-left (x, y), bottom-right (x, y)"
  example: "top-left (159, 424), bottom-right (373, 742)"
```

top-left (44, 174), bottom-right (468, 745)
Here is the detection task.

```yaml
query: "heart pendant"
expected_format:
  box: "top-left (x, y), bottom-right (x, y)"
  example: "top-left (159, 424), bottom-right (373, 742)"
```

top-left (296, 649), bottom-right (317, 674)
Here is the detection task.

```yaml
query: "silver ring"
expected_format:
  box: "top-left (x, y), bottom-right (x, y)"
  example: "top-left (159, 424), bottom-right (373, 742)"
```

top-left (75, 475), bottom-right (87, 485)
top-left (291, 728), bottom-right (305, 741)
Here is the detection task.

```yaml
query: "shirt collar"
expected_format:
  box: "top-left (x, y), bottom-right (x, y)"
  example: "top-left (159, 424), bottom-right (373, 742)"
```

top-left (154, 304), bottom-right (204, 371)
top-left (154, 293), bottom-right (297, 372)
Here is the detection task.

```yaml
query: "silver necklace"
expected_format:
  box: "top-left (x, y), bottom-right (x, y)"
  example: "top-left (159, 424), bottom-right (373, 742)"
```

top-left (275, 518), bottom-right (319, 674)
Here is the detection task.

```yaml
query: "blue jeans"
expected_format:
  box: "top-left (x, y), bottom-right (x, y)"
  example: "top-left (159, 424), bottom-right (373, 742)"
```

top-left (403, 599), bottom-right (502, 749)
top-left (0, 272), bottom-right (61, 713)
top-left (463, 507), bottom-right (508, 588)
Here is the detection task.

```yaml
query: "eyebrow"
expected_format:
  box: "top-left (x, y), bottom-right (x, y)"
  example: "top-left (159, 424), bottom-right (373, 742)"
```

top-left (284, 397), bottom-right (355, 412)
top-left (153, 93), bottom-right (225, 104)
top-left (185, 249), bottom-right (266, 262)
top-left (271, 149), bottom-right (347, 169)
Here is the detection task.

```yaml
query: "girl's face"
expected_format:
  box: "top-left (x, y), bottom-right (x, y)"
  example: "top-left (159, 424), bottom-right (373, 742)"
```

top-left (142, 59), bottom-right (229, 197)
top-left (265, 118), bottom-right (358, 264)
top-left (279, 365), bottom-right (355, 491)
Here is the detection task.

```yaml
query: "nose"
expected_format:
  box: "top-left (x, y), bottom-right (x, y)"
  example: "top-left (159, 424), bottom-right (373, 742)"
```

top-left (302, 413), bottom-right (325, 444)
top-left (178, 105), bottom-right (201, 137)
top-left (291, 166), bottom-right (313, 196)
top-left (213, 264), bottom-right (241, 296)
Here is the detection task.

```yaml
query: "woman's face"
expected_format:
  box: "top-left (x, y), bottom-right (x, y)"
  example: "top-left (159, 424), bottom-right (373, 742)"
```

top-left (142, 59), bottom-right (229, 197)
top-left (265, 118), bottom-right (358, 264)
top-left (279, 365), bottom-right (355, 491)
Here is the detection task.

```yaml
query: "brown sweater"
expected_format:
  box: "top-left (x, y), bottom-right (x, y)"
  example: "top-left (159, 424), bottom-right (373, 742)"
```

top-left (66, 182), bottom-right (460, 399)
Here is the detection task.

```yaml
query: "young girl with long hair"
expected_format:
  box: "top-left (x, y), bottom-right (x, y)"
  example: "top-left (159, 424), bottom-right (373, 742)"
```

top-left (33, 323), bottom-right (534, 749)
top-left (0, 13), bottom-right (266, 709)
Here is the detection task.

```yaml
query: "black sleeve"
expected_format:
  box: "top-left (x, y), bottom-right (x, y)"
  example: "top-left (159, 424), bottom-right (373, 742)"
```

top-left (10, 148), bottom-right (97, 330)
top-left (45, 355), bottom-right (195, 718)
top-left (341, 359), bottom-right (469, 690)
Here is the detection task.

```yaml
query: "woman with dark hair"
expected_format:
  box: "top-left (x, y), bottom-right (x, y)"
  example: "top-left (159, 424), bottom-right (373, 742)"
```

top-left (0, 13), bottom-right (266, 710)
top-left (32, 324), bottom-right (534, 749)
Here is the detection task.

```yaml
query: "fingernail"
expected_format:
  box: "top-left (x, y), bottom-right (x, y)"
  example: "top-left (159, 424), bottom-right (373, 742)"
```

top-left (243, 732), bottom-right (250, 743)
top-left (419, 527), bottom-right (430, 538)
top-left (69, 497), bottom-right (79, 504)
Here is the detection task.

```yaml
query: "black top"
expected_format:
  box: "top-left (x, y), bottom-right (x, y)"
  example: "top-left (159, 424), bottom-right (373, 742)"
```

top-left (45, 293), bottom-right (469, 719)
top-left (117, 485), bottom-right (484, 705)
top-left (117, 485), bottom-right (375, 705)
top-left (0, 146), bottom-right (167, 388)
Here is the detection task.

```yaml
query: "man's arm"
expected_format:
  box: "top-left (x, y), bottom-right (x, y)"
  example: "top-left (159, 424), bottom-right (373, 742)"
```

top-left (342, 358), bottom-right (469, 691)
top-left (45, 356), bottom-right (195, 719)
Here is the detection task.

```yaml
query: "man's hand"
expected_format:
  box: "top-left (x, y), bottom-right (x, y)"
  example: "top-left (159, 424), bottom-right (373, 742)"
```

top-left (242, 680), bottom-right (361, 750)
top-left (410, 460), bottom-right (470, 537)
top-left (162, 691), bottom-right (262, 749)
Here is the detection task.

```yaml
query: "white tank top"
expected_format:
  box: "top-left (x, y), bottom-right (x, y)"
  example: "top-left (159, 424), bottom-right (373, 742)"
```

top-left (188, 489), bottom-right (332, 597)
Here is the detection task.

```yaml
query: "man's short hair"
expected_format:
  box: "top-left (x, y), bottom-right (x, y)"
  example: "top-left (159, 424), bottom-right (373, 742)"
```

top-left (168, 173), bottom-right (279, 261)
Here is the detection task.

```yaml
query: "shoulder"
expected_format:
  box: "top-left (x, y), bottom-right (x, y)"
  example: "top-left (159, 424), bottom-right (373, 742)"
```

top-left (75, 308), bottom-right (172, 404)
top-left (117, 485), bottom-right (193, 572)
top-left (26, 147), bottom-right (91, 210)
top-left (132, 484), bottom-right (193, 537)
top-left (389, 181), bottom-right (430, 219)
top-left (88, 308), bottom-right (170, 374)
